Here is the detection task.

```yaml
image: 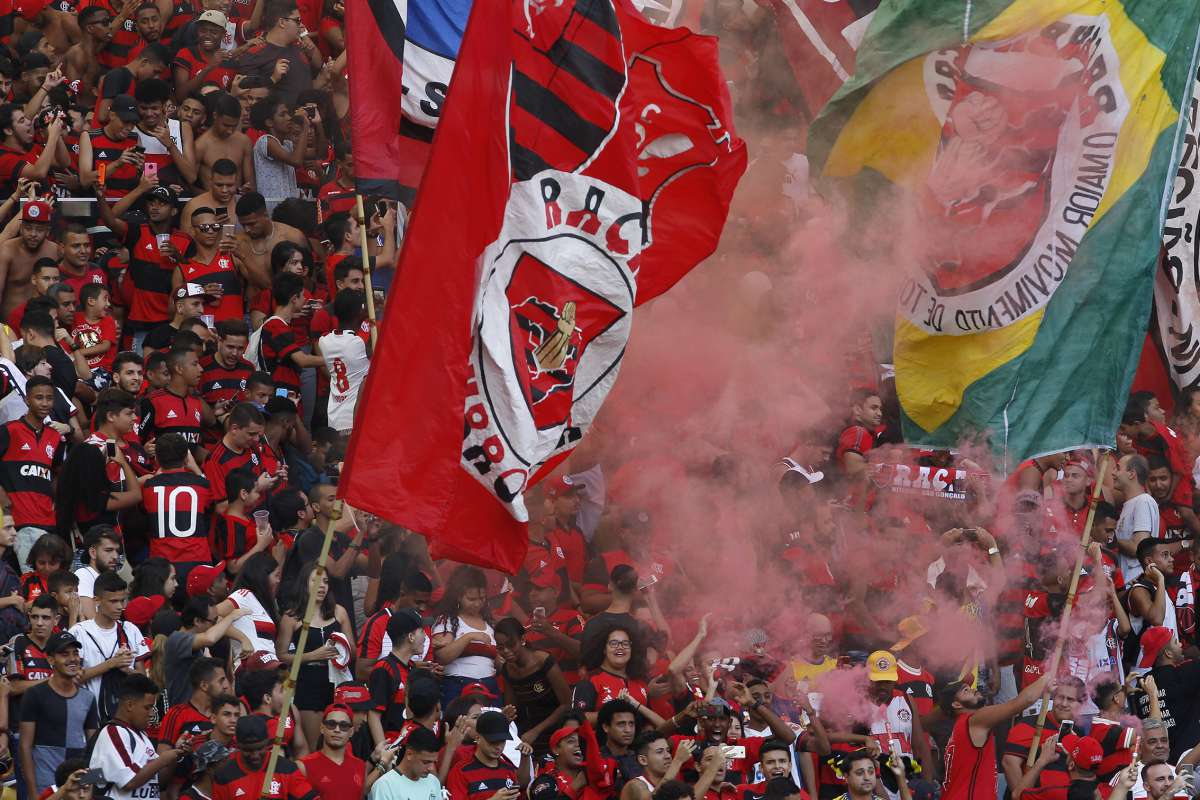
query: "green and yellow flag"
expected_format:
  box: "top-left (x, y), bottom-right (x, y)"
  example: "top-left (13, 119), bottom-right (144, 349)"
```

top-left (810, 0), bottom-right (1200, 468)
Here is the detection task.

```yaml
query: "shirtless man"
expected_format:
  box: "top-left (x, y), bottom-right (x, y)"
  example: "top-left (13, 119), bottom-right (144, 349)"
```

top-left (62, 6), bottom-right (111, 103)
top-left (193, 92), bottom-right (253, 190)
top-left (233, 191), bottom-right (305, 292)
top-left (0, 201), bottom-right (59, 321)
top-left (182, 157), bottom-right (239, 233)
top-left (26, 8), bottom-right (83, 62)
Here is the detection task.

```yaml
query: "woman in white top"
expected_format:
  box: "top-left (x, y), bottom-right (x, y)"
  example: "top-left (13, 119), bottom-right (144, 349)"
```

top-left (213, 551), bottom-right (281, 662)
top-left (431, 565), bottom-right (498, 708)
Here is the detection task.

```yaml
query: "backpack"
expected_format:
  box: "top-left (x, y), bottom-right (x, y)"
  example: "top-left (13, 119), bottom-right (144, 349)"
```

top-left (82, 622), bottom-right (131, 722)
top-left (247, 316), bottom-right (282, 371)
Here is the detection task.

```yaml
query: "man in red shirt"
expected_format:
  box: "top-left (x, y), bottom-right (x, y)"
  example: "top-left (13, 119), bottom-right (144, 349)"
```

top-left (212, 715), bottom-right (316, 800)
top-left (56, 223), bottom-right (107, 296)
top-left (204, 401), bottom-right (277, 510)
top-left (254, 272), bottom-right (324, 402)
top-left (299, 703), bottom-right (366, 799)
top-left (0, 103), bottom-right (66, 198)
top-left (836, 389), bottom-right (882, 478)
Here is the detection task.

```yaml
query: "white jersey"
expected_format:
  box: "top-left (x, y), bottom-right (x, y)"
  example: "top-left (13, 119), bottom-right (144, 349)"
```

top-left (69, 618), bottom-right (151, 706)
top-left (869, 693), bottom-right (914, 755)
top-left (319, 331), bottom-right (369, 432)
top-left (90, 721), bottom-right (159, 800)
top-left (135, 119), bottom-right (184, 156)
top-left (227, 588), bottom-right (277, 657)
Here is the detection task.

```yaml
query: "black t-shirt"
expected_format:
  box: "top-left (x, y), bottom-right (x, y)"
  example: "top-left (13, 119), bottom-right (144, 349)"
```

top-left (232, 43), bottom-right (311, 104)
top-left (42, 345), bottom-right (77, 397)
top-left (21, 680), bottom-right (100, 747)
top-left (1138, 661), bottom-right (1200, 760)
top-left (142, 322), bottom-right (181, 353)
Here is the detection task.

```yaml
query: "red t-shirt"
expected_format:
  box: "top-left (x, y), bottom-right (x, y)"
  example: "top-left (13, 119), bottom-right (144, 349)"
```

top-left (298, 750), bottom-right (365, 800)
top-left (180, 252), bottom-right (244, 321)
top-left (71, 316), bottom-right (118, 370)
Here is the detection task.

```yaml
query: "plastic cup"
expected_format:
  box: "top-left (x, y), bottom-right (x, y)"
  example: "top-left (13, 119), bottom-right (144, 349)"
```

top-left (253, 509), bottom-right (270, 534)
top-left (155, 233), bottom-right (170, 249)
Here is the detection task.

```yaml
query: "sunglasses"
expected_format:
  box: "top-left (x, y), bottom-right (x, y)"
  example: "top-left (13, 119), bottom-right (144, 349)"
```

top-left (195, 223), bottom-right (222, 233)
top-left (322, 720), bottom-right (353, 731)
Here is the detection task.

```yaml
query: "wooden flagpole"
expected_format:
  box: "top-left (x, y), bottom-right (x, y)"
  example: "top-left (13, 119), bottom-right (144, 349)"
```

top-left (1025, 458), bottom-right (1109, 766)
top-left (258, 500), bottom-right (343, 797)
top-left (354, 195), bottom-right (380, 348)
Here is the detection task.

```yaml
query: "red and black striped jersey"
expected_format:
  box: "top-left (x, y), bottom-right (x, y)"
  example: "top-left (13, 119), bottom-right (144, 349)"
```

top-left (139, 389), bottom-right (205, 446)
top-left (0, 419), bottom-right (64, 527)
top-left (445, 756), bottom-right (519, 800)
top-left (200, 354), bottom-right (253, 406)
top-left (143, 469), bottom-right (213, 562)
top-left (85, 126), bottom-right (140, 198)
top-left (20, 572), bottom-right (49, 603)
top-left (204, 441), bottom-right (267, 505)
top-left (122, 223), bottom-right (175, 324)
top-left (180, 253), bottom-right (243, 322)
top-left (259, 317), bottom-right (303, 395)
top-left (158, 701), bottom-right (213, 745)
top-left (1090, 717), bottom-right (1136, 781)
top-left (211, 512), bottom-right (254, 562)
top-left (212, 751), bottom-right (315, 800)
top-left (367, 654), bottom-right (409, 735)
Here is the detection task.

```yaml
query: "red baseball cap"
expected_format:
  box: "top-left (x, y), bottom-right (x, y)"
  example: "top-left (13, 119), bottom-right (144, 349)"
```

top-left (15, 0), bottom-right (50, 21)
top-left (235, 650), bottom-right (282, 676)
top-left (461, 682), bottom-right (498, 700)
top-left (125, 595), bottom-right (165, 627)
top-left (322, 702), bottom-right (354, 720)
top-left (334, 682), bottom-right (372, 710)
top-left (1138, 626), bottom-right (1174, 668)
top-left (187, 562), bottom-right (227, 597)
top-left (548, 726), bottom-right (579, 752)
top-left (1063, 735), bottom-right (1104, 771)
top-left (21, 200), bottom-right (51, 223)
top-left (544, 476), bottom-right (579, 498)
top-left (529, 569), bottom-right (561, 590)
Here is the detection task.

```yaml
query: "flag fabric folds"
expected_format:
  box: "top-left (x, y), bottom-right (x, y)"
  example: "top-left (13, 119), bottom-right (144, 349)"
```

top-left (809, 0), bottom-right (1200, 468)
top-left (345, 0), bottom-right (471, 204)
top-left (339, 0), bottom-right (747, 573)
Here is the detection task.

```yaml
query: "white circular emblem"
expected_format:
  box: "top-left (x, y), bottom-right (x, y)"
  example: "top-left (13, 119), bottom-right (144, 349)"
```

top-left (27, 205), bottom-right (40, 219)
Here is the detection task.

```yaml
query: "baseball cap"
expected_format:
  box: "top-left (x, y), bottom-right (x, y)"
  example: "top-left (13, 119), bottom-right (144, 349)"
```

top-left (322, 702), bottom-right (354, 720)
top-left (697, 697), bottom-right (732, 718)
top-left (1138, 626), bottom-right (1174, 668)
top-left (45, 632), bottom-right (82, 655)
top-left (112, 95), bottom-right (140, 123)
top-left (125, 595), bottom-right (165, 627)
top-left (867, 650), bottom-right (899, 682)
top-left (386, 607), bottom-right (423, 641)
top-left (235, 715), bottom-right (269, 744)
top-left (21, 200), bottom-right (51, 223)
top-left (461, 682), bottom-right (498, 700)
top-left (176, 283), bottom-right (209, 301)
top-left (187, 562), bottom-right (226, 597)
top-left (236, 650), bottom-right (282, 676)
top-left (15, 0), bottom-right (50, 21)
top-left (548, 726), bottom-right (579, 752)
top-left (474, 711), bottom-right (511, 743)
top-left (544, 475), bottom-right (580, 498)
top-left (891, 617), bottom-right (929, 652)
top-left (148, 185), bottom-right (178, 204)
top-left (197, 9), bottom-right (228, 27)
top-left (1062, 735), bottom-right (1104, 771)
top-left (333, 682), bottom-right (372, 711)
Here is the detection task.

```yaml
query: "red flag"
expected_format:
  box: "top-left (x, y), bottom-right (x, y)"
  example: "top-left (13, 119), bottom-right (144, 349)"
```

top-left (339, 0), bottom-right (746, 573)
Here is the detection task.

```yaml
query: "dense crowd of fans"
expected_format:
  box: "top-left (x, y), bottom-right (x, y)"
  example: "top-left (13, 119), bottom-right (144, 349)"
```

top-left (0, 2), bottom-right (1200, 800)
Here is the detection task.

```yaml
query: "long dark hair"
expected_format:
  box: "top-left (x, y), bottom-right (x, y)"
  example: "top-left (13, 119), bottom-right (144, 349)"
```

top-left (289, 561), bottom-right (336, 620)
top-left (130, 557), bottom-right (173, 599)
top-left (233, 552), bottom-right (279, 622)
top-left (580, 619), bottom-right (647, 680)
top-left (432, 565), bottom-right (489, 639)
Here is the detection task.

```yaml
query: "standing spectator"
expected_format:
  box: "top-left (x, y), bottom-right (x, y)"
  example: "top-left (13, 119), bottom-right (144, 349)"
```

top-left (204, 401), bottom-right (275, 509)
top-left (142, 432), bottom-right (214, 596)
top-left (250, 95), bottom-right (308, 205)
top-left (172, 207), bottom-right (244, 322)
top-left (573, 621), bottom-right (649, 723)
top-left (54, 391), bottom-right (142, 539)
top-left (276, 561), bottom-right (352, 747)
top-left (1135, 627), bottom-right (1200, 760)
top-left (138, 346), bottom-right (212, 448)
top-left (0, 201), bottom-right (61, 324)
top-left (317, 288), bottom-right (368, 434)
top-left (201, 318), bottom-right (254, 410)
top-left (18, 631), bottom-right (98, 798)
top-left (69, 283), bottom-right (116, 382)
top-left (71, 524), bottom-right (120, 620)
top-left (0, 375), bottom-right (63, 564)
top-left (79, 95), bottom-right (142, 199)
top-left (4, 260), bottom-right (60, 334)
top-left (367, 607), bottom-right (425, 746)
top-left (431, 565), bottom-right (498, 708)
top-left (1115, 454), bottom-right (1160, 582)
top-left (444, 710), bottom-right (527, 800)
top-left (91, 674), bottom-right (190, 800)
top-left (192, 106), bottom-right (253, 194)
top-left (141, 284), bottom-right (207, 355)
top-left (299, 703), bottom-right (369, 800)
top-left (214, 550), bottom-right (280, 657)
top-left (254, 271), bottom-right (324, 402)
top-left (70, 571), bottom-right (149, 720)
top-left (231, 0), bottom-right (320, 105)
top-left (157, 656), bottom-right (227, 764)
top-left (495, 616), bottom-right (571, 756)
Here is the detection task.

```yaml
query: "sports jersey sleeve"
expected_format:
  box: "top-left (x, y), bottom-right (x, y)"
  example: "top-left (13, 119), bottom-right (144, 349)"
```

top-left (90, 724), bottom-right (141, 790)
top-left (360, 613), bottom-right (386, 659)
top-left (262, 319), bottom-right (301, 369)
top-left (205, 456), bottom-right (228, 504)
top-left (445, 765), bottom-right (469, 800)
top-left (571, 677), bottom-right (598, 712)
top-left (287, 768), bottom-right (318, 800)
top-left (368, 662), bottom-right (394, 713)
top-left (0, 152), bottom-right (27, 188)
top-left (836, 426), bottom-right (873, 463)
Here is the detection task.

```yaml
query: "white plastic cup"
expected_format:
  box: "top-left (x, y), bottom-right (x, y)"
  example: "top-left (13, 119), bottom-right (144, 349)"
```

top-left (253, 509), bottom-right (270, 535)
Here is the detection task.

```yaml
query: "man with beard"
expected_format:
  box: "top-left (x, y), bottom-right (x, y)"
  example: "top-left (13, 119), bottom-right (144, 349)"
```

top-left (1003, 678), bottom-right (1085, 792)
top-left (1058, 459), bottom-right (1094, 534)
top-left (833, 750), bottom-right (911, 800)
top-left (1011, 733), bottom-right (1105, 800)
top-left (0, 201), bottom-right (58, 321)
top-left (938, 673), bottom-right (1049, 800)
top-left (18, 632), bottom-right (99, 797)
top-left (212, 715), bottom-right (316, 800)
top-left (835, 389), bottom-right (882, 499)
top-left (0, 104), bottom-right (66, 199)
top-left (1147, 457), bottom-right (1199, 544)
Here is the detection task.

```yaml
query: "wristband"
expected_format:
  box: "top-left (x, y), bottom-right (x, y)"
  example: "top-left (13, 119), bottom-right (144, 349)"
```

top-left (987, 547), bottom-right (1000, 556)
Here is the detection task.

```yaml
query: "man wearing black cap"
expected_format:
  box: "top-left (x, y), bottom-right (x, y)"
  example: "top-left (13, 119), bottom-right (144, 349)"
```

top-left (18, 631), bottom-right (98, 798)
top-left (93, 177), bottom-right (180, 352)
top-left (368, 608), bottom-right (425, 746)
top-left (79, 94), bottom-right (143, 200)
top-left (212, 715), bottom-right (317, 800)
top-left (445, 709), bottom-right (530, 800)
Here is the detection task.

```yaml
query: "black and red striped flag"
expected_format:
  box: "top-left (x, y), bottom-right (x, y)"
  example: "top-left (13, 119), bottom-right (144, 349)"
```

top-left (340, 0), bottom-right (746, 572)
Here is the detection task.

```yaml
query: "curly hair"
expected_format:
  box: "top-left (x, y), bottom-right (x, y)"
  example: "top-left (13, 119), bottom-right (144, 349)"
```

top-left (580, 619), bottom-right (647, 680)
